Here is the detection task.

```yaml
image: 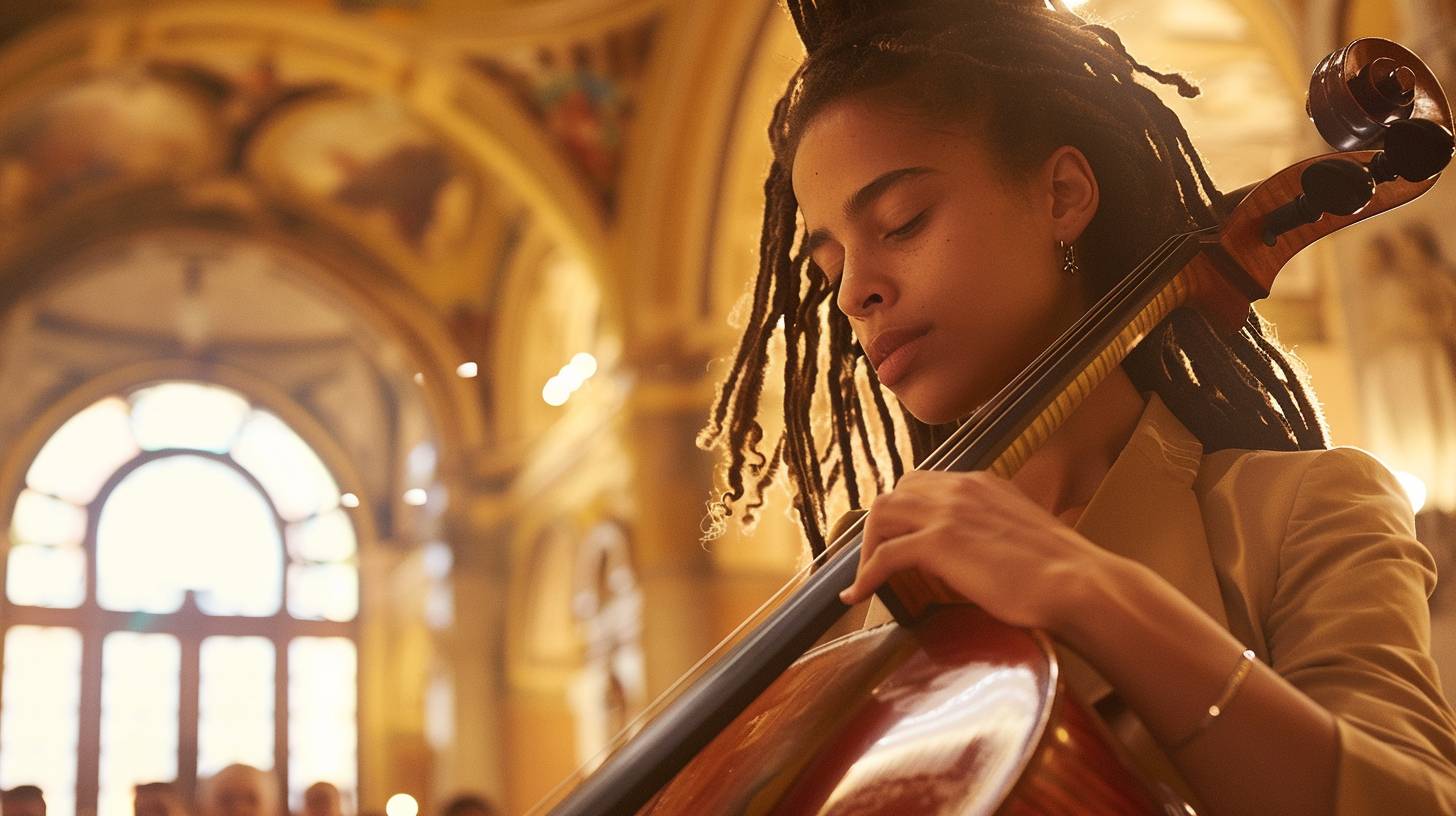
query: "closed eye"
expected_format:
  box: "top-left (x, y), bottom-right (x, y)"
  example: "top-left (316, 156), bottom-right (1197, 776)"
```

top-left (886, 209), bottom-right (930, 240)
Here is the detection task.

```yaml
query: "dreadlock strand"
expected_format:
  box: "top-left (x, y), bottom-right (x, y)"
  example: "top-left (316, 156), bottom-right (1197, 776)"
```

top-left (824, 312), bottom-right (863, 510)
top-left (1081, 23), bottom-right (1200, 98)
top-left (787, 0), bottom-right (824, 53)
top-left (865, 362), bottom-right (909, 482)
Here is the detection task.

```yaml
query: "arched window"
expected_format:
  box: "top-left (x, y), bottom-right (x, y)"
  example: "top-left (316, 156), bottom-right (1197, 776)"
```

top-left (0, 382), bottom-right (359, 816)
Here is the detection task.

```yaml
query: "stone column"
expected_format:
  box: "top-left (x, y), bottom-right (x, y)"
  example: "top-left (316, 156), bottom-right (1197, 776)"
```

top-left (621, 359), bottom-right (724, 697)
top-left (433, 477), bottom-right (511, 808)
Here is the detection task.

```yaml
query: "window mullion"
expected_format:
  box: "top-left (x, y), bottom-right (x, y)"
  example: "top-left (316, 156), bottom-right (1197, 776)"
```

top-left (275, 635), bottom-right (290, 806)
top-left (178, 634), bottom-right (200, 802)
top-left (75, 623), bottom-right (103, 816)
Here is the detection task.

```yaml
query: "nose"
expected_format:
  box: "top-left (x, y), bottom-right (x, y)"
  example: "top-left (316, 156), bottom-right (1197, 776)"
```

top-left (834, 256), bottom-right (890, 318)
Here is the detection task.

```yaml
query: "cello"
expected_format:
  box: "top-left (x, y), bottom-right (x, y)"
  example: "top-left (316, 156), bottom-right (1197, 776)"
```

top-left (535, 35), bottom-right (1455, 816)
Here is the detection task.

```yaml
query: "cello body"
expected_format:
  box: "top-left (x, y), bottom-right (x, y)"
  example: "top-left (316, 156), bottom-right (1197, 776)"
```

top-left (643, 605), bottom-right (1176, 815)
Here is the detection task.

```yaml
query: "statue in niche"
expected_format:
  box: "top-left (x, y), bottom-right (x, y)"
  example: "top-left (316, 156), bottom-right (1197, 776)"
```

top-left (566, 519), bottom-right (645, 767)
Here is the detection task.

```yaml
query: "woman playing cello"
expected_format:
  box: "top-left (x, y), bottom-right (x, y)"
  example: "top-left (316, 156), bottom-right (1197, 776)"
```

top-left (698, 1), bottom-right (1456, 812)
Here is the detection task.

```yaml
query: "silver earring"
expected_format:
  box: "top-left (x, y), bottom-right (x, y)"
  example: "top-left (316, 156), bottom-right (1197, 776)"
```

top-left (1058, 240), bottom-right (1079, 276)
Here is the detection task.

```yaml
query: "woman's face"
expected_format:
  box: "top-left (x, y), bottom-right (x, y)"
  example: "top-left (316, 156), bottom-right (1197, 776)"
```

top-left (791, 92), bottom-right (1095, 424)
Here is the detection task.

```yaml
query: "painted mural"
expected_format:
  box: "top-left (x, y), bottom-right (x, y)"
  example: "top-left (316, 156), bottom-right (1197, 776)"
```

top-left (470, 16), bottom-right (659, 216)
top-left (0, 76), bottom-right (220, 225)
top-left (250, 96), bottom-right (476, 261)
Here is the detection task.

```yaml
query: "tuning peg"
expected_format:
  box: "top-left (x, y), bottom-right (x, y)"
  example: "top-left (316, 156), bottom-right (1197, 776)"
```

top-left (1262, 159), bottom-right (1376, 246)
top-left (1370, 118), bottom-right (1455, 182)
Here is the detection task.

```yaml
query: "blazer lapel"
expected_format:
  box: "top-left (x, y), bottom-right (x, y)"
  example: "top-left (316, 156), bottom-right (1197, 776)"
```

top-left (1057, 394), bottom-right (1230, 708)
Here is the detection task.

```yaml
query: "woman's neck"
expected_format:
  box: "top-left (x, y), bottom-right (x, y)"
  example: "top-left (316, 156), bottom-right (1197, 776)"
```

top-left (1009, 367), bottom-right (1148, 524)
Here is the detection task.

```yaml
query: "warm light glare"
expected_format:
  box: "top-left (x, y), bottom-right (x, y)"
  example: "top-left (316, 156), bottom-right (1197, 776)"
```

top-left (1064, 0), bottom-right (1090, 7)
top-left (542, 376), bottom-right (571, 406)
top-left (541, 352), bottom-right (600, 406)
top-left (455, 361), bottom-right (479, 379)
top-left (1394, 470), bottom-right (1428, 514)
top-left (403, 488), bottom-right (429, 507)
top-left (569, 352), bottom-right (598, 378)
top-left (385, 795), bottom-right (418, 816)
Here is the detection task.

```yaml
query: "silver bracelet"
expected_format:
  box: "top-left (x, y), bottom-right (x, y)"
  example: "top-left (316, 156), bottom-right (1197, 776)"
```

top-left (1169, 648), bottom-right (1257, 752)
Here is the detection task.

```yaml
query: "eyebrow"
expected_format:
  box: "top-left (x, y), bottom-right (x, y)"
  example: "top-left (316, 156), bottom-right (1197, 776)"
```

top-left (804, 166), bottom-right (939, 254)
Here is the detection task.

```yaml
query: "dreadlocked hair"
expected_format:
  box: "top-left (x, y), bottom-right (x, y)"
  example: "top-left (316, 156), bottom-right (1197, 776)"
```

top-left (698, 0), bottom-right (1330, 557)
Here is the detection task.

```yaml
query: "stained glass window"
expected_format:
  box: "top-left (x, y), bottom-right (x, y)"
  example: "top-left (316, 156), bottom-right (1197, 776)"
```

top-left (198, 636), bottom-right (275, 776)
top-left (130, 382), bottom-right (250, 454)
top-left (96, 455), bottom-right (283, 616)
top-left (98, 633), bottom-right (180, 816)
top-left (289, 638), bottom-right (358, 809)
top-left (25, 398), bottom-right (138, 505)
top-left (232, 411), bottom-right (341, 522)
top-left (0, 381), bottom-right (361, 816)
top-left (0, 627), bottom-right (81, 816)
top-left (5, 488), bottom-right (86, 608)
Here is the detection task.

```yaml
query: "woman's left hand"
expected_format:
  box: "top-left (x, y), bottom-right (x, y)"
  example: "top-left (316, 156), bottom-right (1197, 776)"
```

top-left (837, 469), bottom-right (1129, 638)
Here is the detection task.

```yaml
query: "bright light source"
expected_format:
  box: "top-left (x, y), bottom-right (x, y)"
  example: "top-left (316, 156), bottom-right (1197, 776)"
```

top-left (569, 352), bottom-right (598, 378)
top-left (403, 488), bottom-right (428, 507)
top-left (412, 372), bottom-right (424, 386)
top-left (385, 794), bottom-right (419, 816)
top-left (542, 353), bottom-right (600, 406)
top-left (1064, 0), bottom-right (1090, 7)
top-left (1394, 470), bottom-right (1428, 514)
top-left (340, 492), bottom-right (360, 509)
top-left (542, 376), bottom-right (571, 406)
top-left (456, 361), bottom-right (478, 379)
top-left (422, 541), bottom-right (453, 578)
top-left (776, 315), bottom-right (786, 330)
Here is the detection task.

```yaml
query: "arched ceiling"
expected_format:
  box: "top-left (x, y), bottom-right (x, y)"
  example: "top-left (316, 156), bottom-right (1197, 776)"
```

top-left (0, 0), bottom-right (658, 455)
top-left (0, 228), bottom-right (438, 542)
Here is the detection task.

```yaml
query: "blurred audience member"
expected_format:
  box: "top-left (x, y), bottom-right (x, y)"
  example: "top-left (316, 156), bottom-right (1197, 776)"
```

top-left (135, 782), bottom-right (188, 816)
top-left (1, 786), bottom-right (46, 816)
top-left (200, 765), bottom-right (279, 816)
top-left (301, 783), bottom-right (341, 816)
top-left (438, 794), bottom-right (498, 816)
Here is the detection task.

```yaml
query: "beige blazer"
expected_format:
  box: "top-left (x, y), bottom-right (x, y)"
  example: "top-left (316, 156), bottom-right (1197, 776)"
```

top-left (862, 393), bottom-right (1456, 814)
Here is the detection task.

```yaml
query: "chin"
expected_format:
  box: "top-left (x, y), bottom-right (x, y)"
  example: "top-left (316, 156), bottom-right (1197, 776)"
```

top-left (895, 378), bottom-right (989, 427)
top-left (895, 390), bottom-right (966, 427)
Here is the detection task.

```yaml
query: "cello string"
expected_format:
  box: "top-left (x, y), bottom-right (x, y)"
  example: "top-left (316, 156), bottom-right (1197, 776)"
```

top-left (808, 231), bottom-right (1194, 567)
top-left (927, 231), bottom-right (1203, 473)
top-left (780, 232), bottom-right (1196, 581)
top-left (531, 228), bottom-right (1202, 809)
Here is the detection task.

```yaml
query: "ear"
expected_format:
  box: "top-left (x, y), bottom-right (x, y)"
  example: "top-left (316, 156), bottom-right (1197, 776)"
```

top-left (1042, 145), bottom-right (1099, 244)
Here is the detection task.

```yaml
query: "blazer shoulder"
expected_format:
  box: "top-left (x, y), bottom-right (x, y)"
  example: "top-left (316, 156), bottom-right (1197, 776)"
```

top-left (1194, 444), bottom-right (1401, 502)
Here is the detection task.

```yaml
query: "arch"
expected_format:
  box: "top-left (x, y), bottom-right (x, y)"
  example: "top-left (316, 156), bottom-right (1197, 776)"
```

top-left (608, 0), bottom-right (785, 351)
top-left (0, 207), bottom-right (483, 474)
top-left (0, 375), bottom-right (369, 815)
top-left (0, 359), bottom-right (381, 556)
top-left (0, 2), bottom-right (617, 319)
top-left (489, 217), bottom-right (616, 444)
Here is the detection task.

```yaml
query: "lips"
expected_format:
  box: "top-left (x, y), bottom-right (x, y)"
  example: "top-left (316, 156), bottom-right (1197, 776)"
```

top-left (867, 325), bottom-right (931, 387)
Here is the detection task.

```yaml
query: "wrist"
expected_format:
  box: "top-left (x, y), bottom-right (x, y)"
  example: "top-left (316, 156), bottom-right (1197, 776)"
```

top-left (1052, 550), bottom-right (1153, 656)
